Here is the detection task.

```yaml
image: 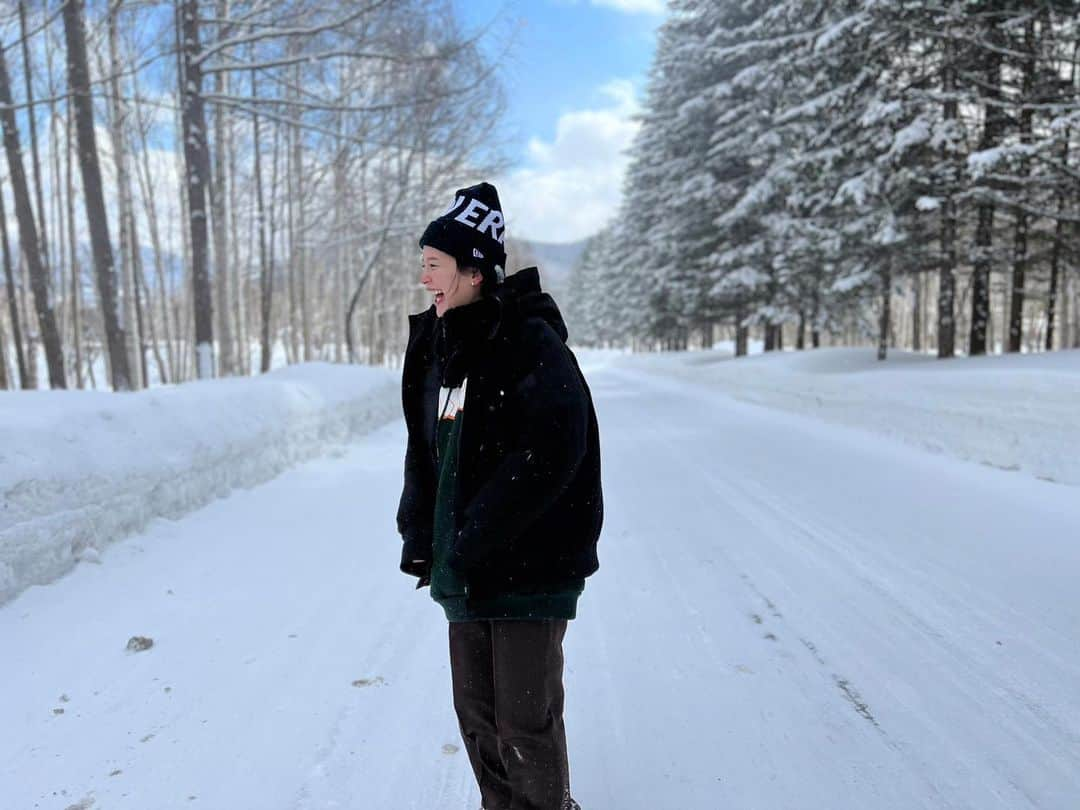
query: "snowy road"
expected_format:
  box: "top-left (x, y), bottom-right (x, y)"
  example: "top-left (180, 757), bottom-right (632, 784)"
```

top-left (3, 359), bottom-right (1079, 810)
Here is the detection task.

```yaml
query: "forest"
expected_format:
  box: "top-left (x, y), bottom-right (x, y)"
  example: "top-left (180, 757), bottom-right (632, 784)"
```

top-left (4, 1), bottom-right (1079, 393)
top-left (565, 1), bottom-right (1080, 360)
top-left (0, 0), bottom-right (504, 391)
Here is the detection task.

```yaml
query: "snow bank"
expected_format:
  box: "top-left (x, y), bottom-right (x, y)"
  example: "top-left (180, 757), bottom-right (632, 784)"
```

top-left (0, 363), bottom-right (399, 605)
top-left (621, 347), bottom-right (1080, 487)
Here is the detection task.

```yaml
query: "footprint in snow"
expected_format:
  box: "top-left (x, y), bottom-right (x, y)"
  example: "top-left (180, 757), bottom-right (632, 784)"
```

top-left (442, 744), bottom-right (460, 755)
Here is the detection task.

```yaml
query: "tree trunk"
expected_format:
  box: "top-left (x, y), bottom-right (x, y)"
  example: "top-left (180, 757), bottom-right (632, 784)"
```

top-left (734, 306), bottom-right (748, 357)
top-left (1067, 260), bottom-right (1075, 349)
top-left (1046, 209), bottom-right (1066, 353)
top-left (938, 40), bottom-right (958, 359)
top-left (129, 212), bottom-right (150, 385)
top-left (211, 0), bottom-right (233, 376)
top-left (252, 69), bottom-right (272, 373)
top-left (1073, 259), bottom-right (1080, 349)
top-left (1007, 218), bottom-right (1028, 354)
top-left (0, 42), bottom-right (65, 388)
top-left (286, 40), bottom-right (301, 365)
top-left (131, 91), bottom-right (175, 384)
top-left (109, 1), bottom-right (142, 386)
top-left (1007, 19), bottom-right (1035, 354)
top-left (0, 177), bottom-right (28, 388)
top-left (878, 261), bottom-right (891, 361)
top-left (285, 115), bottom-right (297, 366)
top-left (179, 0), bottom-right (215, 378)
top-left (912, 272), bottom-right (922, 352)
top-left (763, 324), bottom-right (774, 352)
top-left (132, 242), bottom-right (163, 384)
top-left (63, 0), bottom-right (130, 390)
top-left (268, 116), bottom-right (281, 366)
top-left (65, 98), bottom-right (84, 388)
top-left (46, 40), bottom-right (69, 384)
top-left (1047, 48), bottom-right (1075, 351)
top-left (0, 302), bottom-right (8, 388)
top-left (18, 2), bottom-right (52, 286)
top-left (19, 255), bottom-right (38, 388)
top-left (172, 24), bottom-right (191, 382)
top-left (126, 91), bottom-right (170, 385)
top-left (970, 200), bottom-right (995, 356)
top-left (969, 42), bottom-right (1003, 356)
top-left (229, 98), bottom-right (247, 375)
top-left (297, 133), bottom-right (310, 362)
top-left (333, 133), bottom-right (346, 364)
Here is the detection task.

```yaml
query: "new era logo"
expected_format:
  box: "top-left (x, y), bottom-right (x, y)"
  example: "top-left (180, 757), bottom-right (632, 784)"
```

top-left (473, 248), bottom-right (485, 259)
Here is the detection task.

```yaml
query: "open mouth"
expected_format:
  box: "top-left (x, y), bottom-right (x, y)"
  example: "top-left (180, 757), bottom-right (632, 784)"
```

top-left (434, 291), bottom-right (445, 305)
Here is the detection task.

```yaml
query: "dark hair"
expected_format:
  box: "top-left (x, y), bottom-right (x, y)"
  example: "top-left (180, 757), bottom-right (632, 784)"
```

top-left (459, 265), bottom-right (489, 294)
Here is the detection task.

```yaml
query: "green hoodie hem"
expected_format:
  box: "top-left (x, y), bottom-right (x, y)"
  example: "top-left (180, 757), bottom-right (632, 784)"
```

top-left (437, 585), bottom-right (583, 622)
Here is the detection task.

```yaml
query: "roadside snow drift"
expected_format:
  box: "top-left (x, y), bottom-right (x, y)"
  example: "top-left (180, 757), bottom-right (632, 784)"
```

top-left (0, 364), bottom-right (398, 605)
top-left (620, 347), bottom-right (1080, 487)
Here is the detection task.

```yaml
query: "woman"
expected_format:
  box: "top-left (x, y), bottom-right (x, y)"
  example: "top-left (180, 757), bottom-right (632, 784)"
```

top-left (397, 182), bottom-right (603, 810)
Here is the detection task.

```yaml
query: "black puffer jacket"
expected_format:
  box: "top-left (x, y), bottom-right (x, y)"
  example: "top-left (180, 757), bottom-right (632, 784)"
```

top-left (396, 267), bottom-right (603, 599)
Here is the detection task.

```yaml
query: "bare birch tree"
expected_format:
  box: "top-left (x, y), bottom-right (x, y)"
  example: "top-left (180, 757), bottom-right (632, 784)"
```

top-left (0, 174), bottom-right (28, 389)
top-left (178, 0), bottom-right (215, 378)
top-left (0, 36), bottom-right (64, 387)
top-left (62, 0), bottom-right (130, 391)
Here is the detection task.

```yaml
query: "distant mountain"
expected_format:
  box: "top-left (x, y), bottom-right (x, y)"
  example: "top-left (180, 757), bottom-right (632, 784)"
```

top-left (509, 238), bottom-right (589, 298)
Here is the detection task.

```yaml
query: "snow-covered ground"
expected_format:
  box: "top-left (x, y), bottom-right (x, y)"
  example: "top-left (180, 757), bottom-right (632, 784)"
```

top-left (2, 348), bottom-right (1078, 809)
top-left (0, 363), bottom-right (398, 605)
top-left (614, 346), bottom-right (1080, 487)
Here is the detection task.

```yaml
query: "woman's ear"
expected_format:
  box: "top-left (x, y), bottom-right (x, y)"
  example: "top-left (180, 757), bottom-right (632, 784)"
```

top-left (471, 269), bottom-right (482, 287)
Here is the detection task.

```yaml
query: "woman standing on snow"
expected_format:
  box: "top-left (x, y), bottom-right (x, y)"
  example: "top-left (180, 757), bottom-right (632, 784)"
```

top-left (396, 182), bottom-right (603, 810)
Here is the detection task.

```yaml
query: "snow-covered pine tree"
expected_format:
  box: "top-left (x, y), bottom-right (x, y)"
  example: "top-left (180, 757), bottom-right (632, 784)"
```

top-left (704, 0), bottom-right (814, 352)
top-left (565, 228), bottom-right (620, 348)
top-left (602, 0), bottom-right (1079, 356)
top-left (755, 0), bottom-right (889, 350)
top-left (614, 13), bottom-right (684, 350)
top-left (962, 2), bottom-right (1080, 353)
top-left (1040, 12), bottom-right (1080, 349)
top-left (872, 1), bottom-right (988, 358)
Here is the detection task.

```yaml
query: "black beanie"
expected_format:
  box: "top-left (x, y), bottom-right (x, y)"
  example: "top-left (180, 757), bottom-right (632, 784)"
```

top-left (419, 182), bottom-right (507, 288)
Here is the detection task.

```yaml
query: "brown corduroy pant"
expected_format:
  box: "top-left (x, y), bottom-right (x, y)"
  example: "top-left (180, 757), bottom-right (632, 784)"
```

top-left (448, 619), bottom-right (574, 810)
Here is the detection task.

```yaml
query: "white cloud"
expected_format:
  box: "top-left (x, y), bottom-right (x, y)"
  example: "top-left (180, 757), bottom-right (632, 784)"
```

top-left (499, 79), bottom-right (641, 244)
top-left (590, 0), bottom-right (666, 14)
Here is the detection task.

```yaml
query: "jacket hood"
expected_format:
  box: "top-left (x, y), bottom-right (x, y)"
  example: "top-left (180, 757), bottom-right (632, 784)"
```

top-left (421, 267), bottom-right (566, 387)
top-left (491, 266), bottom-right (569, 343)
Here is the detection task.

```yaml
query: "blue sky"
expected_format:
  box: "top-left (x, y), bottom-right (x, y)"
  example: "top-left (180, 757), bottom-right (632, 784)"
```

top-left (455, 0), bottom-right (666, 243)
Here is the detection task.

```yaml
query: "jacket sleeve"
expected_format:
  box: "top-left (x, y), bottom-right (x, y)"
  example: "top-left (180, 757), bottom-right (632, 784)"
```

top-left (450, 322), bottom-right (588, 571)
top-left (396, 371), bottom-right (435, 580)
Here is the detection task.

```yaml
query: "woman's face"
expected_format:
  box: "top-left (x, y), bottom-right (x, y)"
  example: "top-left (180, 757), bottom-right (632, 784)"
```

top-left (419, 246), bottom-right (481, 318)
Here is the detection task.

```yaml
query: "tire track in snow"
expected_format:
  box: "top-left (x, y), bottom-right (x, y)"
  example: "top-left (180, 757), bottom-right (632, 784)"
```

top-left (609, 362), bottom-right (1080, 809)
